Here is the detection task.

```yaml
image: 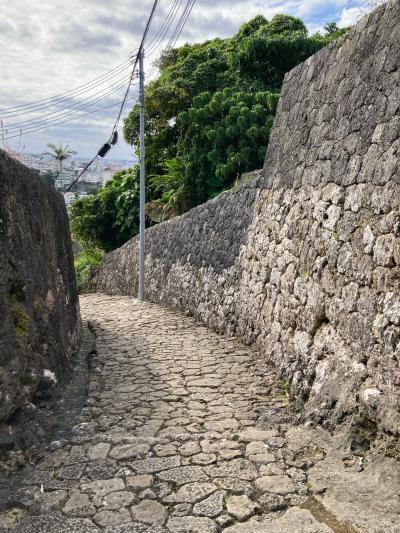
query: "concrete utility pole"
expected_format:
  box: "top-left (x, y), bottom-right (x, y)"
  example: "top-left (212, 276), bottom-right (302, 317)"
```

top-left (138, 48), bottom-right (145, 302)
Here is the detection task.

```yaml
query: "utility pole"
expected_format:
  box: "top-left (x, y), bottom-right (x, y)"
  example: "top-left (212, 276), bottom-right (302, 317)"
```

top-left (138, 48), bottom-right (145, 302)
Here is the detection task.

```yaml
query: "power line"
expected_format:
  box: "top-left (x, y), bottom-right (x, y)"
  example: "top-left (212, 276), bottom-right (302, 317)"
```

top-left (0, 65), bottom-right (165, 139)
top-left (102, 0), bottom-right (196, 153)
top-left (4, 0), bottom-right (196, 189)
top-left (1, 0), bottom-right (186, 118)
top-left (1, 0), bottom-right (195, 127)
top-left (1, 96), bottom-right (138, 143)
top-left (145, 0), bottom-right (195, 68)
top-left (110, 0), bottom-right (195, 138)
top-left (0, 60), bottom-right (134, 116)
top-left (146, 0), bottom-right (183, 55)
top-left (165, 0), bottom-right (196, 50)
top-left (0, 64), bottom-right (132, 119)
top-left (63, 99), bottom-right (140, 192)
top-left (2, 0), bottom-right (194, 140)
top-left (1, 81), bottom-right (137, 138)
top-left (63, 156), bottom-right (98, 192)
top-left (4, 3), bottom-right (171, 114)
top-left (4, 74), bottom-right (135, 132)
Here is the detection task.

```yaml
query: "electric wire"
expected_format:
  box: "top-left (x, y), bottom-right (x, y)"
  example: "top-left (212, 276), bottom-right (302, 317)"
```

top-left (5, 74), bottom-right (135, 131)
top-left (3, 0), bottom-right (196, 189)
top-left (72, 0), bottom-right (195, 187)
top-left (1, 68), bottom-right (163, 135)
top-left (165, 0), bottom-right (195, 50)
top-left (2, 0), bottom-right (183, 117)
top-left (1, 96), bottom-right (138, 143)
top-left (149, 2), bottom-right (186, 55)
top-left (146, 0), bottom-right (183, 55)
top-left (0, 64), bottom-right (132, 119)
top-left (64, 97), bottom-right (139, 192)
top-left (145, 0), bottom-right (180, 52)
top-left (0, 59), bottom-right (134, 116)
top-left (145, 0), bottom-right (195, 69)
top-left (0, 69), bottom-right (165, 139)
top-left (1, 0), bottom-right (194, 125)
top-left (65, 156), bottom-right (98, 191)
top-left (2, 0), bottom-right (192, 136)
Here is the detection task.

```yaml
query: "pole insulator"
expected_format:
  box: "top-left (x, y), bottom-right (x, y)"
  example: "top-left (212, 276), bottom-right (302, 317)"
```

top-left (97, 143), bottom-right (111, 158)
top-left (110, 131), bottom-right (118, 145)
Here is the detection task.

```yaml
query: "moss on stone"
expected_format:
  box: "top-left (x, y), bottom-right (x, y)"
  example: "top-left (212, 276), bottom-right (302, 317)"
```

top-left (384, 446), bottom-right (400, 461)
top-left (10, 304), bottom-right (29, 339)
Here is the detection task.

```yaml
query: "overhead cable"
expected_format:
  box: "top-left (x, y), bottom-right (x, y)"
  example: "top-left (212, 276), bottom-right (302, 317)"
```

top-left (0, 59), bottom-right (134, 116)
top-left (1, 96), bottom-right (138, 142)
top-left (146, 0), bottom-right (183, 55)
top-left (4, 74), bottom-right (135, 132)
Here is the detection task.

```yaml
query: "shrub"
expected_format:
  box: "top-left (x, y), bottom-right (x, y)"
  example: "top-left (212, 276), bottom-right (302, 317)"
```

top-left (74, 246), bottom-right (104, 293)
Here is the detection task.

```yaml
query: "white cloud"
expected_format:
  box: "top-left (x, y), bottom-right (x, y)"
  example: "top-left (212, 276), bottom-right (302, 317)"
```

top-left (338, 6), bottom-right (364, 26)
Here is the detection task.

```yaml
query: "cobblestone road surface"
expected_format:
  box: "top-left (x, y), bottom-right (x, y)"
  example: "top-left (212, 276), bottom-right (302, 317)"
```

top-left (3, 295), bottom-right (372, 532)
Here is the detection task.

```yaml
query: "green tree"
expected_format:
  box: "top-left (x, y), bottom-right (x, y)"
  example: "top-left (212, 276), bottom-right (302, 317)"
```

top-left (178, 89), bottom-right (278, 205)
top-left (43, 143), bottom-right (77, 189)
top-left (70, 167), bottom-right (140, 252)
top-left (323, 22), bottom-right (349, 38)
top-left (236, 18), bottom-right (328, 86)
top-left (123, 14), bottom-right (340, 214)
top-left (267, 14), bottom-right (307, 34)
top-left (146, 158), bottom-right (185, 222)
top-left (237, 15), bottom-right (269, 38)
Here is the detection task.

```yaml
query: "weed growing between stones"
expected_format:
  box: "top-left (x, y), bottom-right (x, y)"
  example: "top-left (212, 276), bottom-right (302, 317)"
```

top-left (278, 379), bottom-right (292, 407)
top-left (222, 494), bottom-right (230, 509)
top-left (170, 482), bottom-right (179, 492)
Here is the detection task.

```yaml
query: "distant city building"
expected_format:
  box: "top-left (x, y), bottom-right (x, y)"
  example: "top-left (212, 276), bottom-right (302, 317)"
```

top-left (76, 165), bottom-right (102, 183)
top-left (55, 168), bottom-right (75, 189)
top-left (3, 148), bottom-right (137, 196)
top-left (101, 166), bottom-right (116, 186)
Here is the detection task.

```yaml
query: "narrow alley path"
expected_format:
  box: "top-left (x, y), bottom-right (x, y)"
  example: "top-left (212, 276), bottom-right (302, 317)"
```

top-left (4, 295), bottom-right (377, 532)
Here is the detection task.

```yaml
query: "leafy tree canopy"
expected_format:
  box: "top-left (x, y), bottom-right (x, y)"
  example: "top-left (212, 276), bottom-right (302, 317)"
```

top-left (70, 167), bottom-right (140, 252)
top-left (124, 14), bottom-right (342, 210)
top-left (324, 22), bottom-right (348, 37)
top-left (178, 89), bottom-right (278, 206)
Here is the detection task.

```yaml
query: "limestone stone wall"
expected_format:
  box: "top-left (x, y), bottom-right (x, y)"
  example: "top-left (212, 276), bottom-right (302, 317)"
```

top-left (93, 1), bottom-right (400, 436)
top-left (0, 150), bottom-right (80, 452)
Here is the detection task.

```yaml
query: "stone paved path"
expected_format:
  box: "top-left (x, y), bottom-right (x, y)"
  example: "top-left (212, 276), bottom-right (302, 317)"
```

top-left (3, 295), bottom-right (399, 532)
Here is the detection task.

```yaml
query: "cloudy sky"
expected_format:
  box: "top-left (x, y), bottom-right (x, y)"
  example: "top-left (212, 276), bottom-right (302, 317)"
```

top-left (0, 0), bottom-right (375, 159)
